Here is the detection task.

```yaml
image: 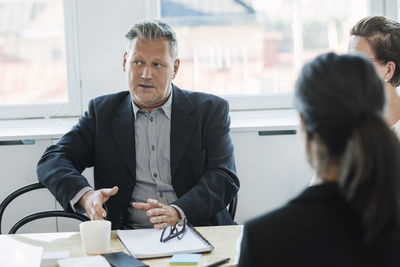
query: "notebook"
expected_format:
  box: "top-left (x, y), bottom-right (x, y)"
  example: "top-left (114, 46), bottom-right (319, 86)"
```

top-left (117, 225), bottom-right (213, 259)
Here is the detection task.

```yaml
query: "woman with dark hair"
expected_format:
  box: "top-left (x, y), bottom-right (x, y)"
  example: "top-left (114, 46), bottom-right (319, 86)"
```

top-left (349, 16), bottom-right (400, 134)
top-left (238, 53), bottom-right (400, 267)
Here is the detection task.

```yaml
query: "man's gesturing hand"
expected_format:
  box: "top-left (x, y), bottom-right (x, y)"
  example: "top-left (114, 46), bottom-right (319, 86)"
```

top-left (79, 186), bottom-right (118, 220)
top-left (132, 198), bottom-right (180, 229)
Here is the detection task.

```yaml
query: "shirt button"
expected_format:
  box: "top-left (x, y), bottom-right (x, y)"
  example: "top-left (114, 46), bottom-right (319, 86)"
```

top-left (159, 192), bottom-right (163, 198)
top-left (153, 173), bottom-right (158, 178)
top-left (151, 145), bottom-right (155, 151)
top-left (150, 116), bottom-right (154, 122)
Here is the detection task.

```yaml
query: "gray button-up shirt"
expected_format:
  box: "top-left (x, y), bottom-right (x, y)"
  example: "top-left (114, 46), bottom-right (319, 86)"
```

top-left (123, 92), bottom-right (179, 228)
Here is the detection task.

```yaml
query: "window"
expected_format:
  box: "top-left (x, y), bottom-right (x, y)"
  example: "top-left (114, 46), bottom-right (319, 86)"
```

top-left (161, 0), bottom-right (369, 109)
top-left (0, 0), bottom-right (80, 119)
top-left (0, 0), bottom-right (395, 119)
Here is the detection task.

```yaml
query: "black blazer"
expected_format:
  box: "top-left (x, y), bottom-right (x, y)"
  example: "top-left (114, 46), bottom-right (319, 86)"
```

top-left (239, 183), bottom-right (400, 267)
top-left (37, 84), bottom-right (239, 229)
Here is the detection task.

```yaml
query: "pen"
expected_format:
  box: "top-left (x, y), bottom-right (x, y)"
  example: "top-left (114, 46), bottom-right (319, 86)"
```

top-left (205, 257), bottom-right (230, 267)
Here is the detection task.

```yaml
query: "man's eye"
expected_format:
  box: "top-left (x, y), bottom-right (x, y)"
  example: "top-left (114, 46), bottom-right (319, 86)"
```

top-left (133, 61), bottom-right (142, 65)
top-left (153, 63), bottom-right (162, 67)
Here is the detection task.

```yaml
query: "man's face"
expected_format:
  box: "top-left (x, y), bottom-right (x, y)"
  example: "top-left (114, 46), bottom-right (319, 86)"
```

top-left (348, 35), bottom-right (386, 79)
top-left (123, 37), bottom-right (180, 110)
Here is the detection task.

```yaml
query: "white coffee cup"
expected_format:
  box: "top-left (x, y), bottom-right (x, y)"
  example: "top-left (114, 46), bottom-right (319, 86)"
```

top-left (79, 220), bottom-right (111, 255)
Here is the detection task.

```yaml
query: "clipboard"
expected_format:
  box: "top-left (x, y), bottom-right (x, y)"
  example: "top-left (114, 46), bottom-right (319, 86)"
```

top-left (117, 225), bottom-right (214, 259)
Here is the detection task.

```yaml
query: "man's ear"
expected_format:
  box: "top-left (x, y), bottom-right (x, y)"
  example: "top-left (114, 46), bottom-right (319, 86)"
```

top-left (122, 51), bottom-right (128, 72)
top-left (172, 58), bottom-right (180, 79)
top-left (384, 61), bottom-right (396, 82)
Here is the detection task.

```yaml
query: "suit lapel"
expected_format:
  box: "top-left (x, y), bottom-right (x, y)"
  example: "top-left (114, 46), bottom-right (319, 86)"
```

top-left (111, 94), bottom-right (136, 177)
top-left (170, 85), bottom-right (196, 177)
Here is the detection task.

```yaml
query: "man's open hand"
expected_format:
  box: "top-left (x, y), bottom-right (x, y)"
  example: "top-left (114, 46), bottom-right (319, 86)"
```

top-left (79, 186), bottom-right (118, 220)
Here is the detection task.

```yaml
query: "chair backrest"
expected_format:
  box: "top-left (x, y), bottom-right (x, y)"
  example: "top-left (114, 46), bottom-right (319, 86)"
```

top-left (228, 194), bottom-right (238, 221)
top-left (0, 182), bottom-right (89, 234)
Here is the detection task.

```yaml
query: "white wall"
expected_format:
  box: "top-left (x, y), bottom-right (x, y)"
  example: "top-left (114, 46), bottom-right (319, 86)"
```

top-left (0, 140), bottom-right (57, 234)
top-left (232, 129), bottom-right (313, 224)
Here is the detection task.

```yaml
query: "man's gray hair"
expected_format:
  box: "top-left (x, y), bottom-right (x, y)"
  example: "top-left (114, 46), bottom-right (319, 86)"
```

top-left (125, 20), bottom-right (178, 58)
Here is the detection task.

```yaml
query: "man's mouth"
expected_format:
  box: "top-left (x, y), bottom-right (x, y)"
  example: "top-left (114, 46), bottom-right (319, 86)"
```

top-left (138, 84), bottom-right (155, 89)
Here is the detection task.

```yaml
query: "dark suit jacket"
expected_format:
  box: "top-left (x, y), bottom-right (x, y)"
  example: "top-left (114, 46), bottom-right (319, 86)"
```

top-left (239, 183), bottom-right (400, 267)
top-left (37, 84), bottom-right (239, 229)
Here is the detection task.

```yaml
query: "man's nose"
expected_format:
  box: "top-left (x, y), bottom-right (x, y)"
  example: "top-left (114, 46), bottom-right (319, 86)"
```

top-left (141, 65), bottom-right (152, 79)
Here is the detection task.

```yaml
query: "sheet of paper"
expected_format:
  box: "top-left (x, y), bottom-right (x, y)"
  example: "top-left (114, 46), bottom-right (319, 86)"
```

top-left (41, 250), bottom-right (70, 267)
top-left (58, 256), bottom-right (110, 267)
top-left (0, 235), bottom-right (43, 267)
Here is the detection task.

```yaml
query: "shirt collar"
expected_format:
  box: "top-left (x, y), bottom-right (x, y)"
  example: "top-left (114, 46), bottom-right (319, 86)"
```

top-left (131, 87), bottom-right (173, 120)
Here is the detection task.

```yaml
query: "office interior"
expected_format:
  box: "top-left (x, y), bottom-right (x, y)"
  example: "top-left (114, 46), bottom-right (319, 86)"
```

top-left (0, 0), bottom-right (398, 234)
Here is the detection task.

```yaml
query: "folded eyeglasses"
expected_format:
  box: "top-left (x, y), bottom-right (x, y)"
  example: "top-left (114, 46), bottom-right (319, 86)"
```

top-left (160, 217), bottom-right (187, 243)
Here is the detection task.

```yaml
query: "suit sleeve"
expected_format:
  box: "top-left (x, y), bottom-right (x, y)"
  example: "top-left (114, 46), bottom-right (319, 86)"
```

top-left (36, 100), bottom-right (96, 211)
top-left (173, 99), bottom-right (240, 225)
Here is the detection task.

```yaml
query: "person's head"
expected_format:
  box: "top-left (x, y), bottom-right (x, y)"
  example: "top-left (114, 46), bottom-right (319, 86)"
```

top-left (123, 20), bottom-right (180, 111)
top-left (348, 16), bottom-right (400, 88)
top-left (296, 52), bottom-right (400, 242)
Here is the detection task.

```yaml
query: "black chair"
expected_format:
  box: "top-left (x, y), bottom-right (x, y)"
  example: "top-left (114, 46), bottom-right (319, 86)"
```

top-left (228, 194), bottom-right (238, 221)
top-left (0, 182), bottom-right (89, 234)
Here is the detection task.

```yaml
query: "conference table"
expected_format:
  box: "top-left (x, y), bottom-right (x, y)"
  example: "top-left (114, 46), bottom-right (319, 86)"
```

top-left (1, 225), bottom-right (243, 267)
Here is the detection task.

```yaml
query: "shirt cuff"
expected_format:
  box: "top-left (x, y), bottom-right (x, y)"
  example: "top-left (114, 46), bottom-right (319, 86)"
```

top-left (70, 186), bottom-right (92, 213)
top-left (170, 204), bottom-right (186, 221)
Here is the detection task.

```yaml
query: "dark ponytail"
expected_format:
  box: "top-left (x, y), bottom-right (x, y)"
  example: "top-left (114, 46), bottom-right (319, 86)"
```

top-left (296, 52), bottom-right (400, 242)
top-left (341, 112), bottom-right (400, 242)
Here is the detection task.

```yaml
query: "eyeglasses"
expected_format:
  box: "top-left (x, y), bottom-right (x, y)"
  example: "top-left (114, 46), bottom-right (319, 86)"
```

top-left (160, 218), bottom-right (187, 243)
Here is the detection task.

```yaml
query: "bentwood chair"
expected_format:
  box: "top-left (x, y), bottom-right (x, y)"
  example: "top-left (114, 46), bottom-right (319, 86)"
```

top-left (0, 182), bottom-right (89, 234)
top-left (228, 194), bottom-right (238, 221)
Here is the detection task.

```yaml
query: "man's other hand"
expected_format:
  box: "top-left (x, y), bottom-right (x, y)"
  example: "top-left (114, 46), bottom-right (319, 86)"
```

top-left (132, 199), bottom-right (180, 229)
top-left (79, 186), bottom-right (118, 220)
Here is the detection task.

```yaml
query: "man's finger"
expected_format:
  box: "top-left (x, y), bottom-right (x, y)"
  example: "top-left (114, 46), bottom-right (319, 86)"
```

top-left (154, 222), bottom-right (168, 229)
top-left (147, 208), bottom-right (165, 217)
top-left (132, 202), bottom-right (152, 210)
top-left (147, 198), bottom-right (163, 208)
top-left (101, 186), bottom-right (119, 197)
top-left (93, 203), bottom-right (107, 218)
top-left (92, 213), bottom-right (105, 220)
top-left (89, 207), bottom-right (104, 220)
top-left (150, 215), bottom-right (167, 223)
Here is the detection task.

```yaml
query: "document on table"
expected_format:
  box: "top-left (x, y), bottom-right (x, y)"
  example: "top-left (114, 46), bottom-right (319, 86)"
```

top-left (117, 225), bottom-right (213, 259)
top-left (0, 236), bottom-right (43, 267)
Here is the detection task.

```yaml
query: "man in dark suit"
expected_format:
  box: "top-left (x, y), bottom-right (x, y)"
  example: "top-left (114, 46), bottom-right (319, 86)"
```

top-left (37, 20), bottom-right (239, 230)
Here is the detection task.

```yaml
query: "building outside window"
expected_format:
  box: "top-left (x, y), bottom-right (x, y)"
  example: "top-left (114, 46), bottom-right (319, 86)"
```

top-left (0, 0), bottom-right (68, 106)
top-left (161, 0), bottom-right (368, 102)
